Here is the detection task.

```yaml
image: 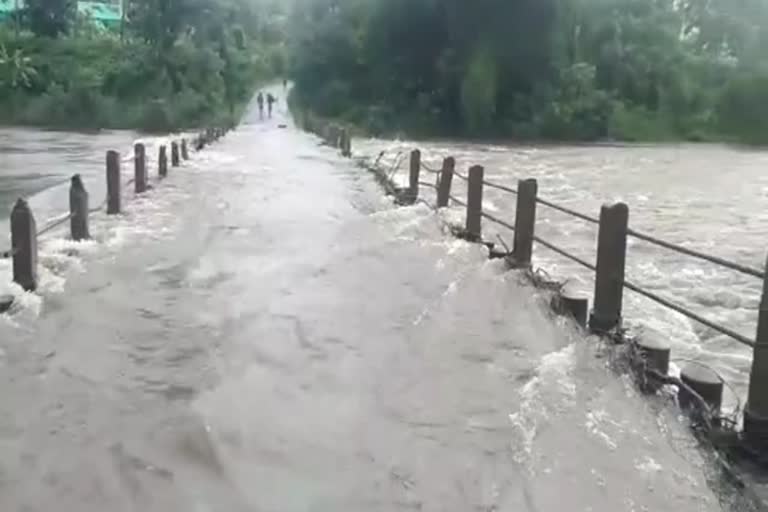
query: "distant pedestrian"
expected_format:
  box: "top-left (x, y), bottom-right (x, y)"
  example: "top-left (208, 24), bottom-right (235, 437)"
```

top-left (267, 93), bottom-right (276, 118)
top-left (257, 92), bottom-right (265, 120)
top-left (283, 78), bottom-right (287, 90)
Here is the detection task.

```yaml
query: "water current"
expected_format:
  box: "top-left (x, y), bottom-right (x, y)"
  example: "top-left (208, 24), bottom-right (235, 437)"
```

top-left (0, 91), bottom-right (764, 510)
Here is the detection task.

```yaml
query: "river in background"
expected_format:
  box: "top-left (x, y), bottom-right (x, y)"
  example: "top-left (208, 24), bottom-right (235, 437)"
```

top-left (357, 139), bottom-right (768, 407)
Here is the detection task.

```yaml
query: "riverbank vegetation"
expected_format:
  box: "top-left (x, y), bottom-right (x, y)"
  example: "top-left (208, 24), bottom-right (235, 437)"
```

top-left (0, 0), bottom-right (289, 131)
top-left (289, 0), bottom-right (768, 144)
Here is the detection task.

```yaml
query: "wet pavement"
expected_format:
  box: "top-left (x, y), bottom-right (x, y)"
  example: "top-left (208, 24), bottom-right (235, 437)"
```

top-left (0, 90), bottom-right (752, 511)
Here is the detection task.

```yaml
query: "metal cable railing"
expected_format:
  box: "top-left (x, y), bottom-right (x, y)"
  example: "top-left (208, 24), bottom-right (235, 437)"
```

top-left (475, 174), bottom-right (765, 280)
top-left (420, 162), bottom-right (441, 175)
top-left (424, 161), bottom-right (759, 348)
top-left (418, 181), bottom-right (437, 190)
top-left (482, 180), bottom-right (518, 195)
top-left (448, 194), bottom-right (467, 207)
top-left (37, 213), bottom-right (73, 237)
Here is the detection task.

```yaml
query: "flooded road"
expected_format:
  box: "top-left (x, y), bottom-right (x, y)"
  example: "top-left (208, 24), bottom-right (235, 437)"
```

top-left (0, 95), bottom-right (759, 511)
top-left (359, 139), bottom-right (768, 406)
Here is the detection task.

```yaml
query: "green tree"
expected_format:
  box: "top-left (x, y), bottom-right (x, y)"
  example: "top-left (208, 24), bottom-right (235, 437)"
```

top-left (24, 0), bottom-right (76, 37)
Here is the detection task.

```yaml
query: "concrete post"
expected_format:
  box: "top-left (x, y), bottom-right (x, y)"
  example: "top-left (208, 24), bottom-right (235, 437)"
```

top-left (465, 165), bottom-right (484, 242)
top-left (680, 364), bottom-right (723, 415)
top-left (134, 143), bottom-right (147, 194)
top-left (10, 198), bottom-right (37, 291)
top-left (635, 333), bottom-right (671, 394)
top-left (744, 256), bottom-right (768, 447)
top-left (436, 157), bottom-right (455, 208)
top-left (340, 129), bottom-right (352, 157)
top-left (106, 150), bottom-right (121, 215)
top-left (512, 179), bottom-right (538, 268)
top-left (171, 141), bottom-right (180, 167)
top-left (69, 174), bottom-right (89, 241)
top-left (407, 149), bottom-right (421, 204)
top-left (196, 133), bottom-right (204, 150)
top-left (158, 145), bottom-right (168, 178)
top-left (181, 139), bottom-right (189, 160)
top-left (590, 203), bottom-right (629, 333)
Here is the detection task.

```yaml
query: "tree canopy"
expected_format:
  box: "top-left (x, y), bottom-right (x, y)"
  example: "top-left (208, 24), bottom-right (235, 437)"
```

top-left (289, 0), bottom-right (768, 142)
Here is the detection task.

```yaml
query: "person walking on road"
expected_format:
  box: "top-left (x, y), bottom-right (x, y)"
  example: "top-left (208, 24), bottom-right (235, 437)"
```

top-left (267, 93), bottom-right (276, 118)
top-left (257, 92), bottom-right (265, 120)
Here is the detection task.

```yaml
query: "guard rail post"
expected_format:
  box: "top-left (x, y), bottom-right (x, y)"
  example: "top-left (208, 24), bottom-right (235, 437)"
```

top-left (11, 198), bottom-right (37, 291)
top-left (159, 145), bottom-right (168, 178)
top-left (134, 143), bottom-right (147, 193)
top-left (406, 149), bottom-right (421, 204)
top-left (436, 157), bottom-right (455, 208)
top-left (171, 141), bottom-right (180, 167)
top-left (465, 165), bottom-right (484, 242)
top-left (69, 174), bottom-right (89, 241)
top-left (589, 202), bottom-right (629, 333)
top-left (512, 178), bottom-right (538, 268)
top-left (181, 139), bottom-right (189, 160)
top-left (745, 256), bottom-right (768, 449)
top-left (106, 150), bottom-right (121, 215)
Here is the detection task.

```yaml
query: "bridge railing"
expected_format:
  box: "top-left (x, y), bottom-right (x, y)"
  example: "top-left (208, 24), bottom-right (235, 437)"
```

top-left (391, 147), bottom-right (768, 449)
top-left (0, 126), bottom-right (231, 306)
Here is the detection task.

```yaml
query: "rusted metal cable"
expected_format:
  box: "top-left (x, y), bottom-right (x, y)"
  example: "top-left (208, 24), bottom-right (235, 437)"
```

top-left (622, 279), bottom-right (755, 348)
top-left (448, 194), bottom-right (467, 207)
top-left (536, 197), bottom-right (600, 225)
top-left (37, 212), bottom-right (73, 237)
top-left (480, 211), bottom-right (516, 232)
top-left (626, 228), bottom-right (764, 280)
top-left (420, 162), bottom-right (441, 175)
top-left (454, 170), bottom-right (469, 182)
top-left (418, 181), bottom-right (437, 190)
top-left (533, 234), bottom-right (597, 272)
top-left (482, 179), bottom-right (518, 195)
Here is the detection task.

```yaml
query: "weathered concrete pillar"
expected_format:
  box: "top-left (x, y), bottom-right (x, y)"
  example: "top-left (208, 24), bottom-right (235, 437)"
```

top-left (680, 364), bottom-right (723, 415)
top-left (436, 157), bottom-right (455, 208)
top-left (512, 179), bottom-right (538, 268)
top-left (11, 198), bottom-right (37, 291)
top-left (589, 203), bottom-right (629, 333)
top-left (465, 165), bottom-right (484, 242)
top-left (69, 174), bottom-right (89, 241)
top-left (196, 133), bottom-right (204, 150)
top-left (745, 256), bottom-right (768, 448)
top-left (106, 150), bottom-right (121, 215)
top-left (407, 149), bottom-right (421, 204)
top-left (171, 141), bottom-right (180, 167)
top-left (134, 143), bottom-right (147, 194)
top-left (158, 145), bottom-right (168, 178)
top-left (181, 139), bottom-right (189, 160)
top-left (340, 129), bottom-right (352, 157)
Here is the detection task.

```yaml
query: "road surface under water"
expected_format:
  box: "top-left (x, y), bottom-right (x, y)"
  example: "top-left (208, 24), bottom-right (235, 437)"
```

top-left (0, 94), bottom-right (758, 511)
top-left (358, 138), bottom-right (768, 409)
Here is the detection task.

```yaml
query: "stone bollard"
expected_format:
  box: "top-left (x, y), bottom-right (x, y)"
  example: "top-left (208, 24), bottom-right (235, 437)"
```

top-left (436, 157), bottom-right (455, 208)
top-left (69, 174), bottom-right (89, 241)
top-left (512, 179), bottom-right (538, 268)
top-left (134, 143), bottom-right (147, 194)
top-left (196, 133), bottom-right (204, 150)
top-left (181, 139), bottom-right (189, 160)
top-left (556, 287), bottom-right (589, 328)
top-left (158, 145), bottom-right (168, 178)
top-left (171, 141), bottom-right (180, 167)
top-left (634, 330), bottom-right (671, 394)
top-left (590, 203), bottom-right (629, 334)
top-left (10, 198), bottom-right (37, 291)
top-left (465, 165), bottom-right (484, 242)
top-left (406, 149), bottom-right (421, 204)
top-left (744, 255), bottom-right (768, 448)
top-left (106, 150), bottom-right (121, 215)
top-left (680, 364), bottom-right (723, 415)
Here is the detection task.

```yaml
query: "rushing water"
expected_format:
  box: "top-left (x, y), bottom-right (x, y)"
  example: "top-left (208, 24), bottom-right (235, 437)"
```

top-left (357, 139), bottom-right (768, 407)
top-left (0, 97), bottom-right (763, 510)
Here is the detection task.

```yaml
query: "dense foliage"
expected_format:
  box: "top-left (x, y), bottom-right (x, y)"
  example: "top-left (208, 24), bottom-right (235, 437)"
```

top-left (289, 0), bottom-right (768, 143)
top-left (0, 0), bottom-right (289, 131)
